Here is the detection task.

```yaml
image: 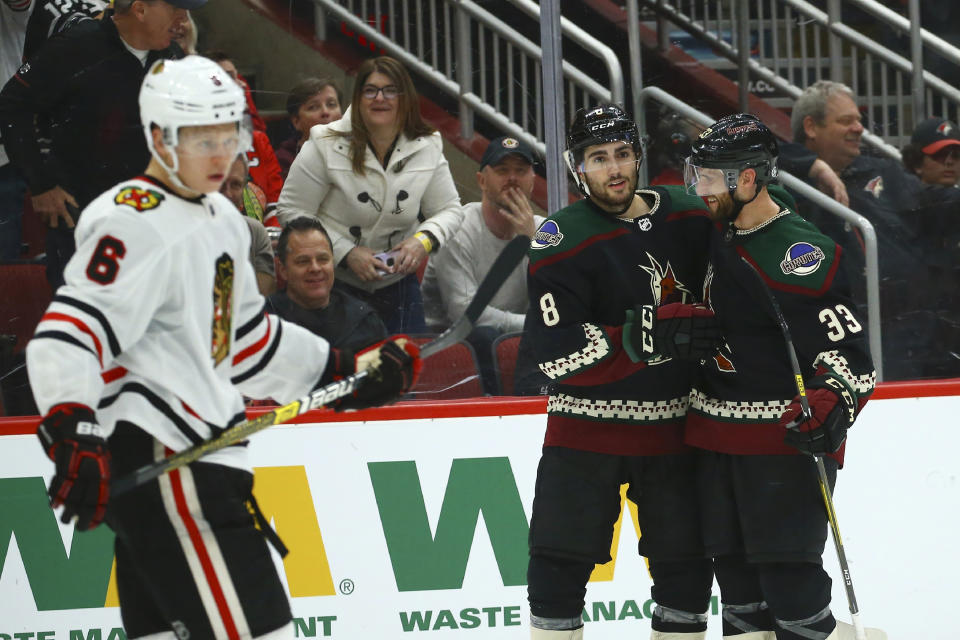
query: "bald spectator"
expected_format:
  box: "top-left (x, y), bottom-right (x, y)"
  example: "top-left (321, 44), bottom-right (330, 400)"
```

top-left (0, 0), bottom-right (195, 287)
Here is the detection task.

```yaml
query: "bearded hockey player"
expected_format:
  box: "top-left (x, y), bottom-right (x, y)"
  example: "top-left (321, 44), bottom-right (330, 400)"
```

top-left (684, 114), bottom-right (883, 640)
top-left (524, 104), bottom-right (723, 640)
top-left (25, 56), bottom-right (420, 639)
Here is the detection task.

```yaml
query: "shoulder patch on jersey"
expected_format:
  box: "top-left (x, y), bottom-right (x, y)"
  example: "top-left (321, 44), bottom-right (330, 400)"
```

top-left (531, 219), bottom-right (564, 250)
top-left (779, 242), bottom-right (826, 276)
top-left (114, 187), bottom-right (165, 212)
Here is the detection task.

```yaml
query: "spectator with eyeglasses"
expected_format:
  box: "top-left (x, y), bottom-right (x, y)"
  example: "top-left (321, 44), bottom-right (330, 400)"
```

top-left (277, 56), bottom-right (462, 333)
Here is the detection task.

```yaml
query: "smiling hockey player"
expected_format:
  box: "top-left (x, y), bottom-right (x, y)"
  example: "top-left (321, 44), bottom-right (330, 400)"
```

top-left (684, 113), bottom-right (883, 640)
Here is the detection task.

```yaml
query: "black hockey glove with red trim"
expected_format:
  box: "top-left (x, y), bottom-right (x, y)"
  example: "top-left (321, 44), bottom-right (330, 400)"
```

top-left (780, 375), bottom-right (857, 455)
top-left (320, 336), bottom-right (422, 411)
top-left (37, 404), bottom-right (111, 530)
top-left (623, 302), bottom-right (723, 362)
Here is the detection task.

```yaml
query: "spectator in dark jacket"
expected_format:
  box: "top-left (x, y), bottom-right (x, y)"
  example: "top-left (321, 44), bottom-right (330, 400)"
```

top-left (0, 0), bottom-right (198, 287)
top-left (267, 216), bottom-right (386, 351)
top-left (902, 117), bottom-right (960, 188)
top-left (783, 80), bottom-right (960, 380)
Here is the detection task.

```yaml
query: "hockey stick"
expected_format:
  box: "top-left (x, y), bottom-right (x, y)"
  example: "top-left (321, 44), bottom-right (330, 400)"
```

top-left (112, 234), bottom-right (532, 496)
top-left (739, 256), bottom-right (869, 640)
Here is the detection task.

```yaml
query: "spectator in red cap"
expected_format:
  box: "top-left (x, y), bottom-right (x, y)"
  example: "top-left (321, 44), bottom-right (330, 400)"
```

top-left (902, 117), bottom-right (960, 187)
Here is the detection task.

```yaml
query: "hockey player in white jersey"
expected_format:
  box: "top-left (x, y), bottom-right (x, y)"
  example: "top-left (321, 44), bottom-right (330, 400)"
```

top-left (25, 56), bottom-right (420, 639)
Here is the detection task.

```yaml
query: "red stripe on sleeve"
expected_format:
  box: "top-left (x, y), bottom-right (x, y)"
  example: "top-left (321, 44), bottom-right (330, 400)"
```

top-left (232, 315), bottom-right (271, 366)
top-left (42, 311), bottom-right (104, 367)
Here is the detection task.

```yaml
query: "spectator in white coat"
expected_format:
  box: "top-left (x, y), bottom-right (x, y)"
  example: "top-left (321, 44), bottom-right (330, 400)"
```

top-left (277, 55), bottom-right (462, 333)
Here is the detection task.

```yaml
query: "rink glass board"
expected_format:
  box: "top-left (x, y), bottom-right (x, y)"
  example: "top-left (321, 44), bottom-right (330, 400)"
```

top-left (0, 384), bottom-right (957, 639)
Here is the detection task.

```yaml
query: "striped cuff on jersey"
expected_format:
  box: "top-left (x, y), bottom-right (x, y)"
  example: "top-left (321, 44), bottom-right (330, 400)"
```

top-left (689, 388), bottom-right (791, 422)
top-left (813, 350), bottom-right (876, 396)
top-left (548, 392), bottom-right (688, 422)
top-left (231, 317), bottom-right (283, 384)
top-left (538, 323), bottom-right (612, 380)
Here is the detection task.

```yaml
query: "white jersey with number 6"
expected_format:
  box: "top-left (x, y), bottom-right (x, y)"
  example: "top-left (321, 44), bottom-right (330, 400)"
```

top-left (26, 176), bottom-right (331, 469)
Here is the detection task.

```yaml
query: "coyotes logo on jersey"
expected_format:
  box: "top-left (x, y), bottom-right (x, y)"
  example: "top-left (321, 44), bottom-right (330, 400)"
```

top-left (639, 252), bottom-right (693, 305)
top-left (212, 254), bottom-right (234, 366)
top-left (640, 253), bottom-right (694, 366)
top-left (701, 264), bottom-right (736, 372)
top-left (114, 186), bottom-right (164, 212)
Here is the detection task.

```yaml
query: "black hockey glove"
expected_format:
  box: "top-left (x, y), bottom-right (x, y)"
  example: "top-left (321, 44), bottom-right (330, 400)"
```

top-left (37, 404), bottom-right (111, 530)
top-left (320, 336), bottom-right (422, 411)
top-left (780, 375), bottom-right (857, 455)
top-left (622, 302), bottom-right (723, 362)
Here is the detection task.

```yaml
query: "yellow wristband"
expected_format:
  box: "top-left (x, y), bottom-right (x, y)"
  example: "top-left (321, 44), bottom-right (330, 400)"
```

top-left (414, 232), bottom-right (433, 254)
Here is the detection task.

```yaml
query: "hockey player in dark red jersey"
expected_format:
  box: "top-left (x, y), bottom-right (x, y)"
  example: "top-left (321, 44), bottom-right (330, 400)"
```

top-left (684, 114), bottom-right (884, 640)
top-left (524, 104), bottom-right (724, 640)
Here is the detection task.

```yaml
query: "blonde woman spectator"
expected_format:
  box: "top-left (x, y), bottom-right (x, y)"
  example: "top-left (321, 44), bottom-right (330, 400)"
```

top-left (278, 56), bottom-right (462, 333)
top-left (276, 77), bottom-right (343, 179)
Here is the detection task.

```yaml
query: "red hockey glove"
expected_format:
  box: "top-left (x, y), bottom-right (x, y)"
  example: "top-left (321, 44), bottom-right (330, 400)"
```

top-left (36, 404), bottom-right (111, 530)
top-left (781, 376), bottom-right (857, 455)
top-left (321, 336), bottom-right (422, 411)
top-left (623, 302), bottom-right (723, 362)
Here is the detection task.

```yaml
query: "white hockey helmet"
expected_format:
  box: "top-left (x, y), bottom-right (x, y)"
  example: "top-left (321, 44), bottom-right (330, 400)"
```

top-left (139, 56), bottom-right (251, 187)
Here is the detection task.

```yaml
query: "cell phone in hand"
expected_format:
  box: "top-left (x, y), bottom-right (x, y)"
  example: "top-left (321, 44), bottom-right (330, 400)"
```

top-left (374, 250), bottom-right (400, 276)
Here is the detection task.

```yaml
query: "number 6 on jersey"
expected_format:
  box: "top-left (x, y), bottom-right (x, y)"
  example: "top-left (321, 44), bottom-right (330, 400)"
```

top-left (86, 235), bottom-right (127, 285)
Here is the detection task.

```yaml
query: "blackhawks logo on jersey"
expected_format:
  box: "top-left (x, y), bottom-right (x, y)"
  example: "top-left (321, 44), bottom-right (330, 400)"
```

top-left (114, 186), bottom-right (164, 212)
top-left (211, 254), bottom-right (234, 366)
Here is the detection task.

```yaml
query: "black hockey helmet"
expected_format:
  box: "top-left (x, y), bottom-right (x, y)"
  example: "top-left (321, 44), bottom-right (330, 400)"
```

top-left (563, 103), bottom-right (643, 197)
top-left (684, 113), bottom-right (779, 197)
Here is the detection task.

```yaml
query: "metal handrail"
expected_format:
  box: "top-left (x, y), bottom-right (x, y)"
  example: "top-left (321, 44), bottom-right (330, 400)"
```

top-left (845, 0), bottom-right (960, 67)
top-left (780, 0), bottom-right (960, 107)
top-left (640, 0), bottom-right (958, 153)
top-left (643, 0), bottom-right (901, 160)
top-left (637, 86), bottom-right (884, 379)
top-left (507, 0), bottom-right (625, 106)
top-left (314, 0), bottom-right (623, 155)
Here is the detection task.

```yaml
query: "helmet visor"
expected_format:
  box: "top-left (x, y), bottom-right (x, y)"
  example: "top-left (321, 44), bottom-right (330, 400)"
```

top-left (175, 117), bottom-right (253, 159)
top-left (683, 158), bottom-right (739, 196)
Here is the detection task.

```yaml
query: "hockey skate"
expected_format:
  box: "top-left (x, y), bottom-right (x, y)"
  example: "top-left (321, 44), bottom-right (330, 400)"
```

top-left (826, 620), bottom-right (888, 640)
top-left (530, 627), bottom-right (583, 639)
top-left (651, 630), bottom-right (707, 639)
